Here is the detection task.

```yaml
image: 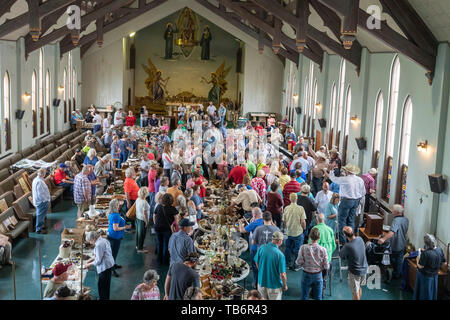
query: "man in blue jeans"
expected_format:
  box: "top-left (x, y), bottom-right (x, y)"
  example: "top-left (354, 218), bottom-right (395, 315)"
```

top-left (377, 204), bottom-right (409, 279)
top-left (32, 168), bottom-right (51, 234)
top-left (296, 228), bottom-right (329, 300)
top-left (282, 193), bottom-right (306, 270)
top-left (238, 207), bottom-right (264, 289)
top-left (328, 163), bottom-right (365, 244)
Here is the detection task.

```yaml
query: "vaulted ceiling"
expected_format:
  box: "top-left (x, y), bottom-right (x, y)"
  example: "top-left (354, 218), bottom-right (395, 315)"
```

top-left (0, 0), bottom-right (448, 82)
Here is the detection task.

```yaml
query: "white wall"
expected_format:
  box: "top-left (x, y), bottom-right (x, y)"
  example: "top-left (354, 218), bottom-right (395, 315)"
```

top-left (82, 39), bottom-right (124, 109)
top-left (242, 44), bottom-right (284, 115)
top-left (0, 38), bottom-right (81, 157)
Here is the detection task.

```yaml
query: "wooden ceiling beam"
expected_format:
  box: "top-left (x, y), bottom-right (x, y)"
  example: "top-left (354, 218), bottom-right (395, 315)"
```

top-left (195, 0), bottom-right (298, 64)
top-left (26, 0), bottom-right (136, 55)
top-left (217, 0), bottom-right (323, 66)
top-left (26, 0), bottom-right (41, 41)
top-left (341, 0), bottom-right (359, 50)
top-left (0, 0), bottom-right (19, 20)
top-left (249, 0), bottom-right (361, 69)
top-left (317, 0), bottom-right (436, 81)
top-left (378, 0), bottom-right (438, 56)
top-left (0, 0), bottom-right (77, 38)
top-left (295, 0), bottom-right (309, 52)
top-left (60, 0), bottom-right (168, 55)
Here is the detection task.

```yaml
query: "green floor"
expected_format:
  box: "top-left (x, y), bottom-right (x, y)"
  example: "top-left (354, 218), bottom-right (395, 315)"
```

top-left (0, 199), bottom-right (413, 300)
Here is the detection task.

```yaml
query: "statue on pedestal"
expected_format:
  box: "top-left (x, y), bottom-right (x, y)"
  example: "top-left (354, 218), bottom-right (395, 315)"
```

top-left (200, 25), bottom-right (212, 60)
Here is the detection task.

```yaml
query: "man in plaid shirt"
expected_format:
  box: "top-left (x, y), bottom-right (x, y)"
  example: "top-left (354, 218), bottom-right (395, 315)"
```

top-left (74, 166), bottom-right (92, 217)
top-left (296, 228), bottom-right (329, 300)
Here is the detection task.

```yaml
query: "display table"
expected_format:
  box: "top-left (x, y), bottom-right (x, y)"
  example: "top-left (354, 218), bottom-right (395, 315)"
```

top-left (41, 246), bottom-right (94, 295)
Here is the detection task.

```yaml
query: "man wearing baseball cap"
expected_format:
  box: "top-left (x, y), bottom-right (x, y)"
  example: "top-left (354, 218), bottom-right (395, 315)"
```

top-left (168, 218), bottom-right (195, 266)
top-left (253, 231), bottom-right (287, 300)
top-left (43, 262), bottom-right (72, 299)
top-left (54, 163), bottom-right (74, 194)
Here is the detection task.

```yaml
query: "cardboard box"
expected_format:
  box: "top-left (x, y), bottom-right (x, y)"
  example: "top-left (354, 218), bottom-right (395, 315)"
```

top-left (61, 228), bottom-right (85, 246)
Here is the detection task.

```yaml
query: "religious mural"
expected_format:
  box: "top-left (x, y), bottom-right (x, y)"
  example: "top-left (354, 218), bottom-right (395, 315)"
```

top-left (134, 8), bottom-right (240, 113)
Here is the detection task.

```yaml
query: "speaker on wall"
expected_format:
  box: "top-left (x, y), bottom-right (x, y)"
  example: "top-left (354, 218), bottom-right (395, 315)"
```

top-left (15, 110), bottom-right (25, 119)
top-left (53, 99), bottom-right (61, 107)
top-left (318, 119), bottom-right (326, 128)
top-left (428, 174), bottom-right (446, 193)
top-left (355, 137), bottom-right (367, 150)
top-left (295, 107), bottom-right (302, 114)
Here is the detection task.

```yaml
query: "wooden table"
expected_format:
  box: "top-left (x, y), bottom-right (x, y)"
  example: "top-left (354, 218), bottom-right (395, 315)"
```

top-left (359, 227), bottom-right (381, 242)
top-left (407, 258), bottom-right (448, 299)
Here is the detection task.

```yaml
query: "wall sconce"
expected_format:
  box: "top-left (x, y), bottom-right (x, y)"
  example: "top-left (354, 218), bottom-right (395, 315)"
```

top-left (129, 32), bottom-right (136, 37)
top-left (78, 82), bottom-right (82, 86)
top-left (315, 102), bottom-right (322, 111)
top-left (417, 140), bottom-right (428, 152)
top-left (350, 115), bottom-right (359, 125)
top-left (23, 92), bottom-right (31, 99)
top-left (293, 93), bottom-right (299, 103)
top-left (58, 85), bottom-right (64, 91)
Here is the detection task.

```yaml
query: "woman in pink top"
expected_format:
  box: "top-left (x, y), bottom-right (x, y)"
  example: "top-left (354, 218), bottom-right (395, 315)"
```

top-left (148, 161), bottom-right (158, 216)
top-left (251, 170), bottom-right (267, 203)
top-left (131, 269), bottom-right (160, 300)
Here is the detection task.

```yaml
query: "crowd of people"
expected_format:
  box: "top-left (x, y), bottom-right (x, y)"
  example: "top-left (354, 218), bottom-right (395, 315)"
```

top-left (27, 103), bottom-right (446, 301)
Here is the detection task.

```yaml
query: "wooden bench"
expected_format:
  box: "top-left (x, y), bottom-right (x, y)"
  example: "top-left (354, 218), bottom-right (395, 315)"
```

top-left (0, 207), bottom-right (30, 241)
top-left (12, 192), bottom-right (36, 231)
top-left (44, 176), bottom-right (64, 211)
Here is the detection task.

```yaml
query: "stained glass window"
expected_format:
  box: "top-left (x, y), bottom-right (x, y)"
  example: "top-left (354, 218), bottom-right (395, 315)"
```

top-left (372, 92), bottom-right (384, 168)
top-left (3, 72), bottom-right (11, 151)
top-left (32, 70), bottom-right (37, 137)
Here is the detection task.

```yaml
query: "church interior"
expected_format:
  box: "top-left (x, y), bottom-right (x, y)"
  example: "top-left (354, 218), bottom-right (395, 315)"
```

top-left (0, 0), bottom-right (449, 302)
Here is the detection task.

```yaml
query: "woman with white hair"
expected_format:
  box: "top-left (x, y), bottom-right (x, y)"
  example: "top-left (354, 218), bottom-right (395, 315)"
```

top-left (135, 187), bottom-right (150, 253)
top-left (83, 148), bottom-right (99, 167)
top-left (131, 269), bottom-right (160, 300)
top-left (413, 234), bottom-right (447, 300)
top-left (85, 230), bottom-right (115, 300)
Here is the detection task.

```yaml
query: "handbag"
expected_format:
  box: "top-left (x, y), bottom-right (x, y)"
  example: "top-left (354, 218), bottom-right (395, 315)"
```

top-left (126, 202), bottom-right (136, 220)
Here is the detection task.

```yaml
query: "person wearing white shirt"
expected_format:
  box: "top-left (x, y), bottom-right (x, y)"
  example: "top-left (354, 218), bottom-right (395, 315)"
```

top-left (315, 182), bottom-right (333, 214)
top-left (206, 101), bottom-right (216, 120)
top-left (102, 114), bottom-right (111, 131)
top-left (32, 168), bottom-right (51, 234)
top-left (93, 112), bottom-right (103, 133)
top-left (140, 106), bottom-right (149, 128)
top-left (114, 108), bottom-right (125, 126)
top-left (328, 163), bottom-right (365, 244)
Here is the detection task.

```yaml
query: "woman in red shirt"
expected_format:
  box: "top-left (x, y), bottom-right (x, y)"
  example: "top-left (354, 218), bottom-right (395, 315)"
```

top-left (266, 181), bottom-right (283, 228)
top-left (193, 171), bottom-right (207, 198)
top-left (126, 110), bottom-right (136, 127)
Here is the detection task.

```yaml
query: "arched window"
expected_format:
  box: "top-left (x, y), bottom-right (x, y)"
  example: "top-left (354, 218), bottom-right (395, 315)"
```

top-left (382, 56), bottom-right (400, 201)
top-left (312, 80), bottom-right (318, 148)
top-left (39, 48), bottom-right (44, 135)
top-left (396, 97), bottom-right (413, 206)
top-left (32, 70), bottom-right (37, 137)
top-left (328, 83), bottom-right (337, 146)
top-left (342, 86), bottom-right (352, 164)
top-left (336, 59), bottom-right (346, 147)
top-left (63, 68), bottom-right (67, 123)
top-left (68, 52), bottom-right (72, 115)
top-left (307, 61), bottom-right (314, 138)
top-left (3, 72), bottom-right (11, 151)
top-left (372, 91), bottom-right (384, 168)
top-left (46, 70), bottom-right (50, 133)
top-left (303, 77), bottom-right (309, 133)
top-left (73, 68), bottom-right (77, 109)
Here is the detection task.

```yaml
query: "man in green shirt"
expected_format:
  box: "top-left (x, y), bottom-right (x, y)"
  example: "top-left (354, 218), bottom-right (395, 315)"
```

top-left (309, 213), bottom-right (336, 296)
top-left (246, 159), bottom-right (256, 178)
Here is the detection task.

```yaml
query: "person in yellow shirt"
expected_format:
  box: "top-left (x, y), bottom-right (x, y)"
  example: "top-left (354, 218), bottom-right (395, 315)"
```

top-left (282, 193), bottom-right (306, 270)
top-left (279, 167), bottom-right (291, 190)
